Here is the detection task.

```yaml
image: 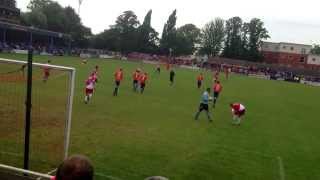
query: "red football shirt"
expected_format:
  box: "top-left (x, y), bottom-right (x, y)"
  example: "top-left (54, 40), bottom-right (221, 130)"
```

top-left (115, 71), bottom-right (123, 81)
top-left (213, 83), bottom-right (222, 93)
top-left (139, 74), bottom-right (148, 84)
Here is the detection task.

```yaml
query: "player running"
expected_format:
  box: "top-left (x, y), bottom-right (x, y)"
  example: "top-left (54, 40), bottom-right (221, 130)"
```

top-left (84, 76), bottom-right (95, 104)
top-left (132, 69), bottom-right (141, 92)
top-left (43, 60), bottom-right (51, 82)
top-left (230, 103), bottom-right (246, 125)
top-left (93, 65), bottom-right (99, 83)
top-left (194, 88), bottom-right (212, 122)
top-left (213, 70), bottom-right (219, 82)
top-left (212, 80), bottom-right (222, 108)
top-left (197, 73), bottom-right (204, 89)
top-left (156, 64), bottom-right (161, 74)
top-left (113, 68), bottom-right (123, 96)
top-left (139, 72), bottom-right (148, 94)
top-left (169, 69), bottom-right (175, 86)
top-left (225, 67), bottom-right (231, 80)
top-left (166, 63), bottom-right (170, 71)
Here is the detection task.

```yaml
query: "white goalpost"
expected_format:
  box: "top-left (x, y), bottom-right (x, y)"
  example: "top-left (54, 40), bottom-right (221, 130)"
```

top-left (0, 58), bottom-right (76, 173)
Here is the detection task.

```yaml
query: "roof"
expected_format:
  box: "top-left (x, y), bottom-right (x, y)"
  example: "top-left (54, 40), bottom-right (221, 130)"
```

top-left (262, 41), bottom-right (312, 47)
top-left (0, 21), bottom-right (70, 39)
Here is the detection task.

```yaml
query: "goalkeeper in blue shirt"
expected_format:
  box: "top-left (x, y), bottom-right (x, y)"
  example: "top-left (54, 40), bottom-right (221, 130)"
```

top-left (194, 88), bottom-right (212, 122)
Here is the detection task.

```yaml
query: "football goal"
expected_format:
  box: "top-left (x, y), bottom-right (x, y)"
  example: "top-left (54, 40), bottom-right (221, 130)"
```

top-left (0, 58), bottom-right (75, 173)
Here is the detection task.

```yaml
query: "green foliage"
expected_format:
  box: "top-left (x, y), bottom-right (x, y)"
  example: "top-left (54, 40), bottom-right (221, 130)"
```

top-left (137, 10), bottom-right (159, 54)
top-left (223, 17), bottom-right (243, 59)
top-left (21, 9), bottom-right (48, 29)
top-left (246, 18), bottom-right (270, 61)
top-left (0, 0), bottom-right (17, 8)
top-left (92, 10), bottom-right (160, 53)
top-left (200, 18), bottom-right (225, 57)
top-left (21, 0), bottom-right (92, 47)
top-left (176, 24), bottom-right (201, 55)
top-left (311, 44), bottom-right (320, 55)
top-left (110, 10), bottom-right (140, 53)
top-left (223, 17), bottom-right (269, 61)
top-left (160, 10), bottom-right (177, 55)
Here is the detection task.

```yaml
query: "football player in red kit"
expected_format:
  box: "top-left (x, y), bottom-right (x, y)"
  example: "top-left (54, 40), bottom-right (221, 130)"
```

top-left (230, 103), bottom-right (246, 125)
top-left (84, 76), bottom-right (95, 104)
top-left (139, 72), bottom-right (148, 94)
top-left (113, 68), bottom-right (123, 96)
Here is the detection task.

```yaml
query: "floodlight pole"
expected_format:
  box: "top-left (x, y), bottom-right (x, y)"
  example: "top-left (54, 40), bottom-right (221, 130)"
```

top-left (78, 0), bottom-right (83, 15)
top-left (24, 49), bottom-right (33, 170)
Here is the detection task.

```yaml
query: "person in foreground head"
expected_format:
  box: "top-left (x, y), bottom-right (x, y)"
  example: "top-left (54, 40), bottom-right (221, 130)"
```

top-left (230, 102), bottom-right (246, 125)
top-left (53, 155), bottom-right (94, 180)
top-left (194, 88), bottom-right (213, 122)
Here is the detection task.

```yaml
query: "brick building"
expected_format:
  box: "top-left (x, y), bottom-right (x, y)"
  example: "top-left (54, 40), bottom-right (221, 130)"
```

top-left (261, 42), bottom-right (313, 68)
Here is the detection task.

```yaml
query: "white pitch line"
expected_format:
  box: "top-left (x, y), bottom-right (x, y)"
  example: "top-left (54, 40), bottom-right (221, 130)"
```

top-left (277, 156), bottom-right (286, 180)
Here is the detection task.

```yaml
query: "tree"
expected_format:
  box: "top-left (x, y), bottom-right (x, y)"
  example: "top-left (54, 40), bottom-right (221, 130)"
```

top-left (23, 0), bottom-right (92, 48)
top-left (2, 0), bottom-right (17, 8)
top-left (246, 18), bottom-right (270, 61)
top-left (200, 18), bottom-right (225, 57)
top-left (91, 29), bottom-right (121, 51)
top-left (21, 9), bottom-right (48, 29)
top-left (111, 10), bottom-right (140, 53)
top-left (176, 23), bottom-right (201, 55)
top-left (137, 10), bottom-right (159, 54)
top-left (27, 0), bottom-right (51, 10)
top-left (160, 9), bottom-right (177, 55)
top-left (310, 44), bottom-right (320, 55)
top-left (223, 17), bottom-right (243, 59)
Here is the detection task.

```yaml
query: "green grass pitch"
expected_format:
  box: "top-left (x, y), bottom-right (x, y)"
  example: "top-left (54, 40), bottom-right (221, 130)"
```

top-left (0, 53), bottom-right (319, 180)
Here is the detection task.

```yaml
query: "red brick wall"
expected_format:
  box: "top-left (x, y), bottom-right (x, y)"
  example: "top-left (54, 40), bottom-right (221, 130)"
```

top-left (262, 51), bottom-right (308, 67)
top-left (262, 51), bottom-right (279, 63)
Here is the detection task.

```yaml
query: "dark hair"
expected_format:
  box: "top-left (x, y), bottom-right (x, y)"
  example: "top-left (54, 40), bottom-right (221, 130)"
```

top-left (206, 88), bottom-right (211, 92)
top-left (56, 155), bottom-right (94, 180)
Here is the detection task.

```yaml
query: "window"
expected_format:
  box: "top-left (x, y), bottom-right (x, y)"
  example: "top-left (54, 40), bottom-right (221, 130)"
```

top-left (300, 57), bottom-right (305, 63)
top-left (283, 46), bottom-right (286, 49)
top-left (301, 48), bottom-right (306, 54)
top-left (290, 47), bottom-right (294, 51)
top-left (312, 58), bottom-right (316, 62)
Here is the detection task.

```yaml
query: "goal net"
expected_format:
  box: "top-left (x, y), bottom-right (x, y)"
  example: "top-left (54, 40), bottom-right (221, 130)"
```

top-left (0, 58), bottom-right (75, 173)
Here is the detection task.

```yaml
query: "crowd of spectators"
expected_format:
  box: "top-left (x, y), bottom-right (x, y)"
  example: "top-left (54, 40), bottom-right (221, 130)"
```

top-left (0, 43), bottom-right (319, 83)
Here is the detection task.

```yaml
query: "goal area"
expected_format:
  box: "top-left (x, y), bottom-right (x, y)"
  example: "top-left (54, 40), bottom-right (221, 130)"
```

top-left (0, 58), bottom-right (75, 173)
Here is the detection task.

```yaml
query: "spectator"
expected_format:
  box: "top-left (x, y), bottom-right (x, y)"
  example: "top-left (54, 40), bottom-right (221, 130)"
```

top-left (53, 155), bottom-right (94, 180)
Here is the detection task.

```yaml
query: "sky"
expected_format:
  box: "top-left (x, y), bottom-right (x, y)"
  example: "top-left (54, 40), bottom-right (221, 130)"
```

top-left (17, 0), bottom-right (320, 45)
